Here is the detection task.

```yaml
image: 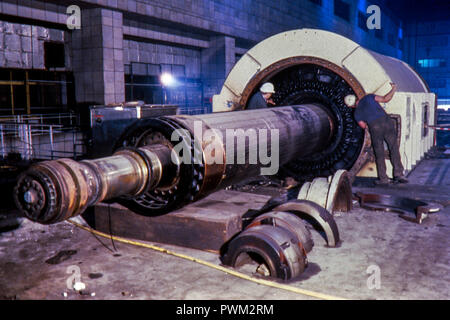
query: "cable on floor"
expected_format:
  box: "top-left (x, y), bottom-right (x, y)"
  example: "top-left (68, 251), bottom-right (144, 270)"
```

top-left (68, 219), bottom-right (347, 300)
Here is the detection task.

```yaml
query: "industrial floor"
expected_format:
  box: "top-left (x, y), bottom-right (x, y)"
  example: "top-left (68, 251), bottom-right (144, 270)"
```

top-left (0, 155), bottom-right (449, 300)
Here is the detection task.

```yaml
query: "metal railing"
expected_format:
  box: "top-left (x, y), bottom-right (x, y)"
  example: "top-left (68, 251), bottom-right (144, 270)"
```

top-left (0, 113), bottom-right (79, 127)
top-left (178, 106), bottom-right (210, 115)
top-left (0, 113), bottom-right (85, 161)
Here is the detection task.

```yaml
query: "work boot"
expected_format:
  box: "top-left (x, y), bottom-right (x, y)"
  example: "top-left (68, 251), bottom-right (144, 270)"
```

top-left (394, 176), bottom-right (409, 184)
top-left (373, 178), bottom-right (390, 186)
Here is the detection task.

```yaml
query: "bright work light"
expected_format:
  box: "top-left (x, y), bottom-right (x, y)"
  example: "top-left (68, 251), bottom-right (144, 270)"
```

top-left (160, 73), bottom-right (175, 87)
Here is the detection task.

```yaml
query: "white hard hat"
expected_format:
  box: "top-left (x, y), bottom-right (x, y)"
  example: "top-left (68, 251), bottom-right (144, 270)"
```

top-left (260, 82), bottom-right (275, 93)
top-left (344, 94), bottom-right (356, 107)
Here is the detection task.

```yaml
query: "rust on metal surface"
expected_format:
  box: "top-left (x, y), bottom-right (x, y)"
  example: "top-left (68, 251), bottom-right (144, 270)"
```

top-left (246, 211), bottom-right (314, 253)
top-left (271, 199), bottom-right (340, 247)
top-left (220, 224), bottom-right (307, 280)
top-left (237, 56), bottom-right (366, 110)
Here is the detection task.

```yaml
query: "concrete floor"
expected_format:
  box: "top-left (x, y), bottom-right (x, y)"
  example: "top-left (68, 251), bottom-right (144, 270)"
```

top-left (0, 157), bottom-right (449, 300)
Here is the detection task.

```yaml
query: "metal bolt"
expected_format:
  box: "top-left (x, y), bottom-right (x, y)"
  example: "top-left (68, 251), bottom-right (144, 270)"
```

top-left (24, 190), bottom-right (37, 204)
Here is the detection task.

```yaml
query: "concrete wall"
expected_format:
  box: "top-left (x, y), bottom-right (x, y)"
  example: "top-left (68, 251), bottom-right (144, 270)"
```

top-left (123, 40), bottom-right (202, 79)
top-left (0, 0), bottom-right (407, 110)
top-left (0, 21), bottom-right (71, 70)
top-left (71, 8), bottom-right (125, 105)
top-left (54, 0), bottom-right (402, 53)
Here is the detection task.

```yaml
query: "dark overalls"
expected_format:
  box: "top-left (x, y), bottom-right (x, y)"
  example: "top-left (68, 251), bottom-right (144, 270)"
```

top-left (247, 91), bottom-right (268, 110)
top-left (354, 94), bottom-right (404, 182)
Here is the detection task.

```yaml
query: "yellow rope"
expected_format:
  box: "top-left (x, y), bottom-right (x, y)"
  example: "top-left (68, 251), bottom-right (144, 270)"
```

top-left (68, 220), bottom-right (347, 300)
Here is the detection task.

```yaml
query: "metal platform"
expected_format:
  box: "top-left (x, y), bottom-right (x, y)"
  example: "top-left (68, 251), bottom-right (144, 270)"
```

top-left (94, 190), bottom-right (271, 252)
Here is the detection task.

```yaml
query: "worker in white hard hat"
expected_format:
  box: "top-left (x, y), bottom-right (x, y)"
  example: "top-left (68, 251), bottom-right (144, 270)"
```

top-left (247, 82), bottom-right (276, 109)
top-left (344, 82), bottom-right (408, 185)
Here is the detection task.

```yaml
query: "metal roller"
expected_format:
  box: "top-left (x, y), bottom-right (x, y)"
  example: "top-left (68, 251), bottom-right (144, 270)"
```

top-left (14, 104), bottom-right (334, 223)
top-left (16, 28), bottom-right (436, 225)
top-left (170, 103), bottom-right (333, 193)
top-left (14, 143), bottom-right (179, 224)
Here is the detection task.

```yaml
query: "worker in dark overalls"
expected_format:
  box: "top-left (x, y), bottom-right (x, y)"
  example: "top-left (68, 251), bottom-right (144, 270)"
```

top-left (247, 82), bottom-right (276, 109)
top-left (344, 82), bottom-right (408, 185)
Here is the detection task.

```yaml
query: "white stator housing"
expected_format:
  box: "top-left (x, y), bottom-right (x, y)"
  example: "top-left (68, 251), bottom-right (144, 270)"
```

top-left (213, 29), bottom-right (436, 179)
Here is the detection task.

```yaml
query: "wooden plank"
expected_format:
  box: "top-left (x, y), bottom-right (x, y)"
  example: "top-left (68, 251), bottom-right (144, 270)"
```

top-left (94, 190), bottom-right (271, 252)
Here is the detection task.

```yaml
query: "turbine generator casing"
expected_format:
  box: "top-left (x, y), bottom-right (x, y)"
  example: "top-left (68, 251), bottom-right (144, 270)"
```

top-left (213, 29), bottom-right (436, 178)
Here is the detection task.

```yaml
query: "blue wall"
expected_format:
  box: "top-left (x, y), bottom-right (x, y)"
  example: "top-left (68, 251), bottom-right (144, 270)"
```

top-left (405, 20), bottom-right (450, 98)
